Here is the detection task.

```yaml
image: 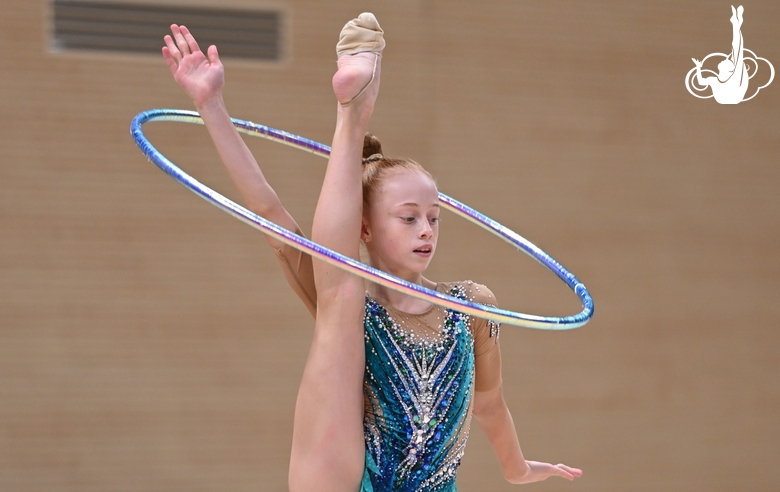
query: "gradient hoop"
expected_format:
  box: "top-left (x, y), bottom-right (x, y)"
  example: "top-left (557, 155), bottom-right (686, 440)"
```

top-left (131, 109), bottom-right (593, 330)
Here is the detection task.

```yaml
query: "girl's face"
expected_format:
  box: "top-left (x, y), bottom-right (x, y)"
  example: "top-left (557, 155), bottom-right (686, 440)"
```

top-left (362, 169), bottom-right (439, 279)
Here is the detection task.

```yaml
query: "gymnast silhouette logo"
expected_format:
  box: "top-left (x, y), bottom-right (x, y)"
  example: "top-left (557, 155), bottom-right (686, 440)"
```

top-left (685, 5), bottom-right (774, 104)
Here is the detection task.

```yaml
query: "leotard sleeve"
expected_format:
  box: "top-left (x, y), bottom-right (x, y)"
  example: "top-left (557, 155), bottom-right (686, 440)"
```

top-left (271, 227), bottom-right (318, 318)
top-left (465, 282), bottom-right (503, 392)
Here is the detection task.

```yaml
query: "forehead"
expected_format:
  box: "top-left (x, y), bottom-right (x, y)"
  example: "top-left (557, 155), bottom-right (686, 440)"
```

top-left (377, 169), bottom-right (438, 207)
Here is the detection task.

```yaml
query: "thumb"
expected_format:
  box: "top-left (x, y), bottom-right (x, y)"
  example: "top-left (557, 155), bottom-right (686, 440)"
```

top-left (208, 45), bottom-right (220, 65)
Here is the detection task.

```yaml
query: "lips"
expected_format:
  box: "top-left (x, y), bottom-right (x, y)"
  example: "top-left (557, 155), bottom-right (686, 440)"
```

top-left (413, 244), bottom-right (433, 254)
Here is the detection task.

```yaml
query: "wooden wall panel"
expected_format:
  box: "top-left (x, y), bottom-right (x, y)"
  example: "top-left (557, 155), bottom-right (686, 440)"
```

top-left (2, 1), bottom-right (778, 490)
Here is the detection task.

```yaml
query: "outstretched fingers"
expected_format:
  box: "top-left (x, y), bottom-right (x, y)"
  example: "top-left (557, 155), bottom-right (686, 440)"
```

top-left (163, 24), bottom-right (191, 75)
top-left (163, 24), bottom-right (220, 78)
top-left (521, 461), bottom-right (583, 483)
top-left (170, 24), bottom-right (192, 56)
top-left (555, 463), bottom-right (583, 481)
top-left (162, 46), bottom-right (176, 74)
top-left (179, 25), bottom-right (202, 55)
top-left (162, 32), bottom-right (181, 74)
top-left (163, 24), bottom-right (201, 63)
top-left (161, 24), bottom-right (224, 106)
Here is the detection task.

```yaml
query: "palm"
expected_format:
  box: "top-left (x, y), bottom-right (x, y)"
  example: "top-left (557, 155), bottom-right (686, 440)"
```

top-left (174, 50), bottom-right (224, 106)
top-left (513, 460), bottom-right (582, 484)
top-left (163, 24), bottom-right (224, 107)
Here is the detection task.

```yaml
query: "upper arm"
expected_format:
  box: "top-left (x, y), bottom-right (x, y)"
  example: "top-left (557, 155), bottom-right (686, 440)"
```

top-left (468, 282), bottom-right (503, 393)
top-left (271, 224), bottom-right (318, 319)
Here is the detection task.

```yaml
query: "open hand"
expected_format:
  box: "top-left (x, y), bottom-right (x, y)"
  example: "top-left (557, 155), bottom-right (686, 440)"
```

top-left (162, 24), bottom-right (224, 108)
top-left (509, 460), bottom-right (583, 484)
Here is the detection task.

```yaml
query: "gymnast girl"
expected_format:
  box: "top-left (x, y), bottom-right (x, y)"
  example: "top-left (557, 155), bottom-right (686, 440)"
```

top-left (162, 13), bottom-right (582, 491)
top-left (692, 5), bottom-right (748, 104)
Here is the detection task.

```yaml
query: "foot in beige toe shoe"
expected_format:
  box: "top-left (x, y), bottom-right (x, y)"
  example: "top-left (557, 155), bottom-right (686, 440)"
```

top-left (336, 12), bottom-right (385, 57)
top-left (333, 13), bottom-right (385, 106)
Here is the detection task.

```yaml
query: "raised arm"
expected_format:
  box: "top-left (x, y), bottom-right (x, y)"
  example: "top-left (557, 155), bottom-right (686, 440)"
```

top-left (692, 58), bottom-right (711, 87)
top-left (162, 25), bottom-right (299, 251)
top-left (163, 25), bottom-right (319, 317)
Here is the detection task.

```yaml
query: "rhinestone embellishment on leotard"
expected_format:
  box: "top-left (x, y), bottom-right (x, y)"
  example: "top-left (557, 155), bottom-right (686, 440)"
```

top-left (362, 283), bottom-right (476, 491)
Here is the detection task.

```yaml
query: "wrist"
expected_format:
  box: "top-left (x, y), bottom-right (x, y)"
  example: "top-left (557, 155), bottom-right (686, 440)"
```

top-left (194, 92), bottom-right (226, 114)
top-left (505, 460), bottom-right (531, 484)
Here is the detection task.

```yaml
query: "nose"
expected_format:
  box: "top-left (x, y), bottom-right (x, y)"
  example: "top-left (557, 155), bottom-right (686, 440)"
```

top-left (419, 220), bottom-right (433, 238)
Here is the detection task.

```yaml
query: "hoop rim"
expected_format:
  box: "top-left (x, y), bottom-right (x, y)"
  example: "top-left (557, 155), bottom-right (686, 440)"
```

top-left (131, 108), bottom-right (594, 330)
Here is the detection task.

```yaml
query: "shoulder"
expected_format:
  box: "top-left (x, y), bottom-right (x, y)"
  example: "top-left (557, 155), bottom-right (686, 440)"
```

top-left (448, 281), bottom-right (502, 357)
top-left (466, 280), bottom-right (498, 307)
top-left (437, 280), bottom-right (497, 307)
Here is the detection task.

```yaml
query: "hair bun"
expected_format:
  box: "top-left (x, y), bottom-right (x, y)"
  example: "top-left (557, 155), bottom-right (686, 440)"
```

top-left (364, 153), bottom-right (384, 164)
top-left (362, 133), bottom-right (383, 160)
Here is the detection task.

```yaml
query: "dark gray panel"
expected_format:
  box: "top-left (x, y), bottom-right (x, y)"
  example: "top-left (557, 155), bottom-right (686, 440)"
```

top-left (52, 0), bottom-right (282, 61)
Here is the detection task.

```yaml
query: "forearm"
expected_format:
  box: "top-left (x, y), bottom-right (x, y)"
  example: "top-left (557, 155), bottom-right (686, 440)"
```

top-left (199, 94), bottom-right (317, 315)
top-left (695, 67), bottom-right (707, 86)
top-left (474, 390), bottom-right (530, 483)
top-left (195, 95), bottom-right (297, 248)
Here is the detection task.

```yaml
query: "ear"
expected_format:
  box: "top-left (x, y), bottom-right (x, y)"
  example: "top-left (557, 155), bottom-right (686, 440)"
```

top-left (361, 218), bottom-right (371, 242)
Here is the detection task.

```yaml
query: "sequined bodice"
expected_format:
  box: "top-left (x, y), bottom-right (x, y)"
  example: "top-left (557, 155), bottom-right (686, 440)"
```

top-left (362, 283), bottom-right (474, 491)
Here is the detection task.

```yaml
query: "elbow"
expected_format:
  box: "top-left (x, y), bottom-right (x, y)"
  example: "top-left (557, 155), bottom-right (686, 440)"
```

top-left (246, 200), bottom-right (278, 220)
top-left (244, 185), bottom-right (284, 220)
top-left (472, 399), bottom-right (490, 421)
top-left (472, 387), bottom-right (505, 421)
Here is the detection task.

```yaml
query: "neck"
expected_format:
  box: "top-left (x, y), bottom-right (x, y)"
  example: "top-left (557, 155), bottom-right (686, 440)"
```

top-left (367, 271), bottom-right (437, 314)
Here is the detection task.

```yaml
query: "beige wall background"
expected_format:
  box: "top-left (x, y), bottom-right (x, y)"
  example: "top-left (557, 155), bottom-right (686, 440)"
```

top-left (2, 1), bottom-right (779, 490)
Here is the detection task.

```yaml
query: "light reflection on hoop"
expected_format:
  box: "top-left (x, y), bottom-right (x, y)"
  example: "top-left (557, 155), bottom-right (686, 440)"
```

top-left (131, 109), bottom-right (593, 330)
